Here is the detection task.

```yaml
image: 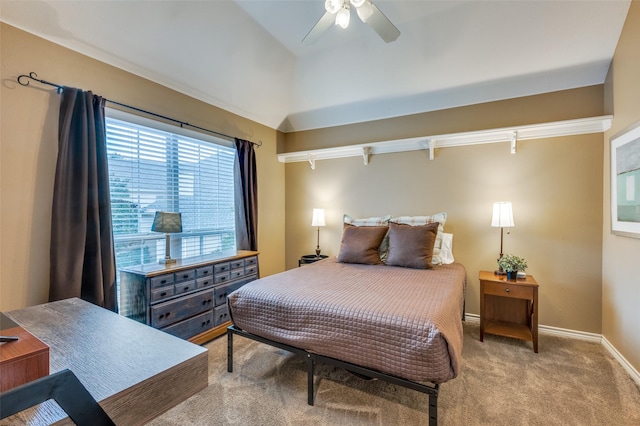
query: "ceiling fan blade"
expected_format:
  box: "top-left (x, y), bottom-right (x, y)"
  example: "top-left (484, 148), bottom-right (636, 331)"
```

top-left (367, 3), bottom-right (400, 43)
top-left (302, 11), bottom-right (335, 45)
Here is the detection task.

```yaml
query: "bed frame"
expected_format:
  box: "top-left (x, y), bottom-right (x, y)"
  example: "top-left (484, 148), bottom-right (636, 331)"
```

top-left (227, 325), bottom-right (440, 426)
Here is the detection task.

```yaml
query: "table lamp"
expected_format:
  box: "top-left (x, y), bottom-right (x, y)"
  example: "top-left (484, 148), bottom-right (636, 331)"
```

top-left (491, 201), bottom-right (514, 274)
top-left (311, 208), bottom-right (326, 257)
top-left (152, 211), bottom-right (182, 264)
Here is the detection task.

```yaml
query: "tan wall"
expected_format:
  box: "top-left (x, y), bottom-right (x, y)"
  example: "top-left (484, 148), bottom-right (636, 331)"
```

top-left (603, 1), bottom-right (640, 373)
top-left (281, 85), bottom-right (605, 154)
top-left (0, 23), bottom-right (286, 311)
top-left (285, 92), bottom-right (604, 333)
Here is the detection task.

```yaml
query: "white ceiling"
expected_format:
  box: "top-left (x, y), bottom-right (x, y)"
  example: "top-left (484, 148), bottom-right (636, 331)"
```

top-left (0, 0), bottom-right (631, 132)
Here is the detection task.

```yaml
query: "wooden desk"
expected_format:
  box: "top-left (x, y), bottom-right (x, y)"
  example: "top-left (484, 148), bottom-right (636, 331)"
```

top-left (479, 271), bottom-right (539, 353)
top-left (2, 298), bottom-right (208, 425)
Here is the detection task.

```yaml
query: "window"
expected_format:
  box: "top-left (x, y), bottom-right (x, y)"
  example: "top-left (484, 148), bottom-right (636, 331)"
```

top-left (105, 109), bottom-right (237, 273)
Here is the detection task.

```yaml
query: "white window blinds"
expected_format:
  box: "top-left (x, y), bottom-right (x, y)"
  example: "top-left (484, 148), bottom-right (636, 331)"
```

top-left (105, 111), bottom-right (237, 270)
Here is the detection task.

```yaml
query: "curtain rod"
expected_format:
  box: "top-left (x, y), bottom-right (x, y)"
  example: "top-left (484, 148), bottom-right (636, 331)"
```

top-left (17, 72), bottom-right (262, 148)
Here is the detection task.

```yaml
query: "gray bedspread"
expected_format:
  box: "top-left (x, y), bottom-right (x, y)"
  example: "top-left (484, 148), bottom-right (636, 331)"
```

top-left (227, 257), bottom-right (466, 384)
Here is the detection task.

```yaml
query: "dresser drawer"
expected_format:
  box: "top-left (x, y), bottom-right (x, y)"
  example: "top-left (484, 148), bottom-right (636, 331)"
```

top-left (230, 269), bottom-right (244, 280)
top-left (151, 289), bottom-right (214, 328)
top-left (150, 274), bottom-right (174, 289)
top-left (162, 310), bottom-right (214, 340)
top-left (214, 304), bottom-right (230, 326)
top-left (175, 269), bottom-right (196, 283)
top-left (230, 259), bottom-right (244, 270)
top-left (215, 272), bottom-right (230, 284)
top-left (213, 280), bottom-right (248, 307)
top-left (197, 276), bottom-right (214, 289)
top-left (150, 285), bottom-right (175, 303)
top-left (483, 281), bottom-right (534, 299)
top-left (244, 256), bottom-right (258, 267)
top-left (197, 265), bottom-right (213, 278)
top-left (175, 280), bottom-right (197, 295)
top-left (214, 262), bottom-right (230, 274)
top-left (245, 265), bottom-right (257, 276)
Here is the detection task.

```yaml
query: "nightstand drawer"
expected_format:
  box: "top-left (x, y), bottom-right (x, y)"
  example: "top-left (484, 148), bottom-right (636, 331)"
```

top-left (483, 281), bottom-right (533, 299)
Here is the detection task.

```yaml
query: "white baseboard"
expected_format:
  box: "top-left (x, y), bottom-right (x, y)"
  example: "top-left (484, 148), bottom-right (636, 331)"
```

top-left (464, 312), bottom-right (640, 386)
top-left (601, 335), bottom-right (640, 387)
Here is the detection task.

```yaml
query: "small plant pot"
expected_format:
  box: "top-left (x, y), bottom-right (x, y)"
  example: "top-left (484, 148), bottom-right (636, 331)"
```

top-left (506, 271), bottom-right (518, 280)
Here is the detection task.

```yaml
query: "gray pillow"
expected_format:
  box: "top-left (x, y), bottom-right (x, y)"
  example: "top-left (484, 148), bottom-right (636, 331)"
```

top-left (337, 223), bottom-right (388, 265)
top-left (386, 222), bottom-right (439, 269)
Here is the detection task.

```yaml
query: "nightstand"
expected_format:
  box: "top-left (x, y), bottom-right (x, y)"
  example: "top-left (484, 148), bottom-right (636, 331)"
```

top-left (299, 254), bottom-right (328, 266)
top-left (479, 270), bottom-right (539, 353)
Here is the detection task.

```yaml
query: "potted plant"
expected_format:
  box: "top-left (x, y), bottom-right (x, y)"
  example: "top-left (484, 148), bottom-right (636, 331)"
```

top-left (497, 254), bottom-right (528, 280)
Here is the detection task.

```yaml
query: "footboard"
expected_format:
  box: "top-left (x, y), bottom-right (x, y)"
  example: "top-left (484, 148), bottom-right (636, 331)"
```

top-left (227, 325), bottom-right (439, 426)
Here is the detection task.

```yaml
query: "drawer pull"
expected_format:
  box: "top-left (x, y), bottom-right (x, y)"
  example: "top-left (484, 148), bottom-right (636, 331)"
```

top-left (202, 270), bottom-right (209, 275)
top-left (184, 286), bottom-right (190, 291)
top-left (161, 280), bottom-right (167, 284)
top-left (159, 312), bottom-right (171, 319)
top-left (182, 274), bottom-right (189, 279)
top-left (505, 288), bottom-right (510, 293)
top-left (160, 292), bottom-right (167, 297)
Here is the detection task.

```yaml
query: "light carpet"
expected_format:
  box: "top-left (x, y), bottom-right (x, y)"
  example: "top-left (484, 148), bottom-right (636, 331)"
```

top-left (149, 323), bottom-right (640, 425)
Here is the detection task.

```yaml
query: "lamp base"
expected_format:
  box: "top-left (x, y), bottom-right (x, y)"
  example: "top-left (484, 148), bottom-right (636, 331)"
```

top-left (494, 270), bottom-right (506, 275)
top-left (159, 258), bottom-right (177, 265)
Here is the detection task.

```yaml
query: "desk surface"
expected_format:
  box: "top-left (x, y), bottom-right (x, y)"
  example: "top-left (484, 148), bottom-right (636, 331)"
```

top-left (2, 298), bottom-right (208, 425)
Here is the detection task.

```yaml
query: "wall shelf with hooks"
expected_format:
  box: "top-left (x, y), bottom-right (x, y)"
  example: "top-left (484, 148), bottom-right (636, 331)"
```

top-left (277, 115), bottom-right (612, 168)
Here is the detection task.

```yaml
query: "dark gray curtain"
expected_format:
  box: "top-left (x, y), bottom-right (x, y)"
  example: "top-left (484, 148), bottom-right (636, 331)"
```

top-left (49, 87), bottom-right (117, 312)
top-left (234, 139), bottom-right (258, 251)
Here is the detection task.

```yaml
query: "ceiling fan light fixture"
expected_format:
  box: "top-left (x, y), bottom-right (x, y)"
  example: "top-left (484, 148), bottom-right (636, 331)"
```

top-left (350, 0), bottom-right (366, 7)
top-left (335, 4), bottom-right (351, 29)
top-left (356, 0), bottom-right (373, 22)
top-left (325, 0), bottom-right (343, 14)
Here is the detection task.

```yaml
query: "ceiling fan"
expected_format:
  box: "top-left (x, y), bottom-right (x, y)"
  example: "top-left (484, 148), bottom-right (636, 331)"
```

top-left (303, 0), bottom-right (400, 44)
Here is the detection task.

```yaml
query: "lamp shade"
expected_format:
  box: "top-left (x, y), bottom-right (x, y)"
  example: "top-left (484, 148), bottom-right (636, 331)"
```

top-left (491, 202), bottom-right (514, 228)
top-left (151, 211), bottom-right (182, 233)
top-left (311, 208), bottom-right (326, 227)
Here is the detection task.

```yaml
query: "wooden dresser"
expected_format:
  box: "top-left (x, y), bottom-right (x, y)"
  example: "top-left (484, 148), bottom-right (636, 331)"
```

top-left (120, 250), bottom-right (259, 344)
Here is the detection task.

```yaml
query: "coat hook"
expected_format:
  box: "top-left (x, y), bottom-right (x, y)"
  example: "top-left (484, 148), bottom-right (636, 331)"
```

top-left (362, 147), bottom-right (370, 165)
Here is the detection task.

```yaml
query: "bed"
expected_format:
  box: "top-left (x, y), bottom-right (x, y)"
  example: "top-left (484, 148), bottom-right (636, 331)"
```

top-left (227, 215), bottom-right (466, 425)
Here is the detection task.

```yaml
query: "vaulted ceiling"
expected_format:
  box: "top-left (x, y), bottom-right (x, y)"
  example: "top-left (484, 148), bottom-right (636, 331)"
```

top-left (1, 0), bottom-right (631, 132)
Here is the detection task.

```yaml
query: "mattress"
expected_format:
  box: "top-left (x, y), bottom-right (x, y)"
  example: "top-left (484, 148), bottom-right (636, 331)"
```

top-left (227, 257), bottom-right (466, 384)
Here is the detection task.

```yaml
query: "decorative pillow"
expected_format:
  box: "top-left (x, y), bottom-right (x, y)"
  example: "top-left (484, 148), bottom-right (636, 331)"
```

top-left (440, 233), bottom-right (455, 264)
top-left (390, 212), bottom-right (447, 265)
top-left (385, 222), bottom-right (439, 269)
top-left (343, 214), bottom-right (391, 260)
top-left (337, 223), bottom-right (388, 265)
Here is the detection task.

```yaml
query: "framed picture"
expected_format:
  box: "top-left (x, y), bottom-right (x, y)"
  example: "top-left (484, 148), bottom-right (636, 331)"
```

top-left (610, 120), bottom-right (640, 239)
